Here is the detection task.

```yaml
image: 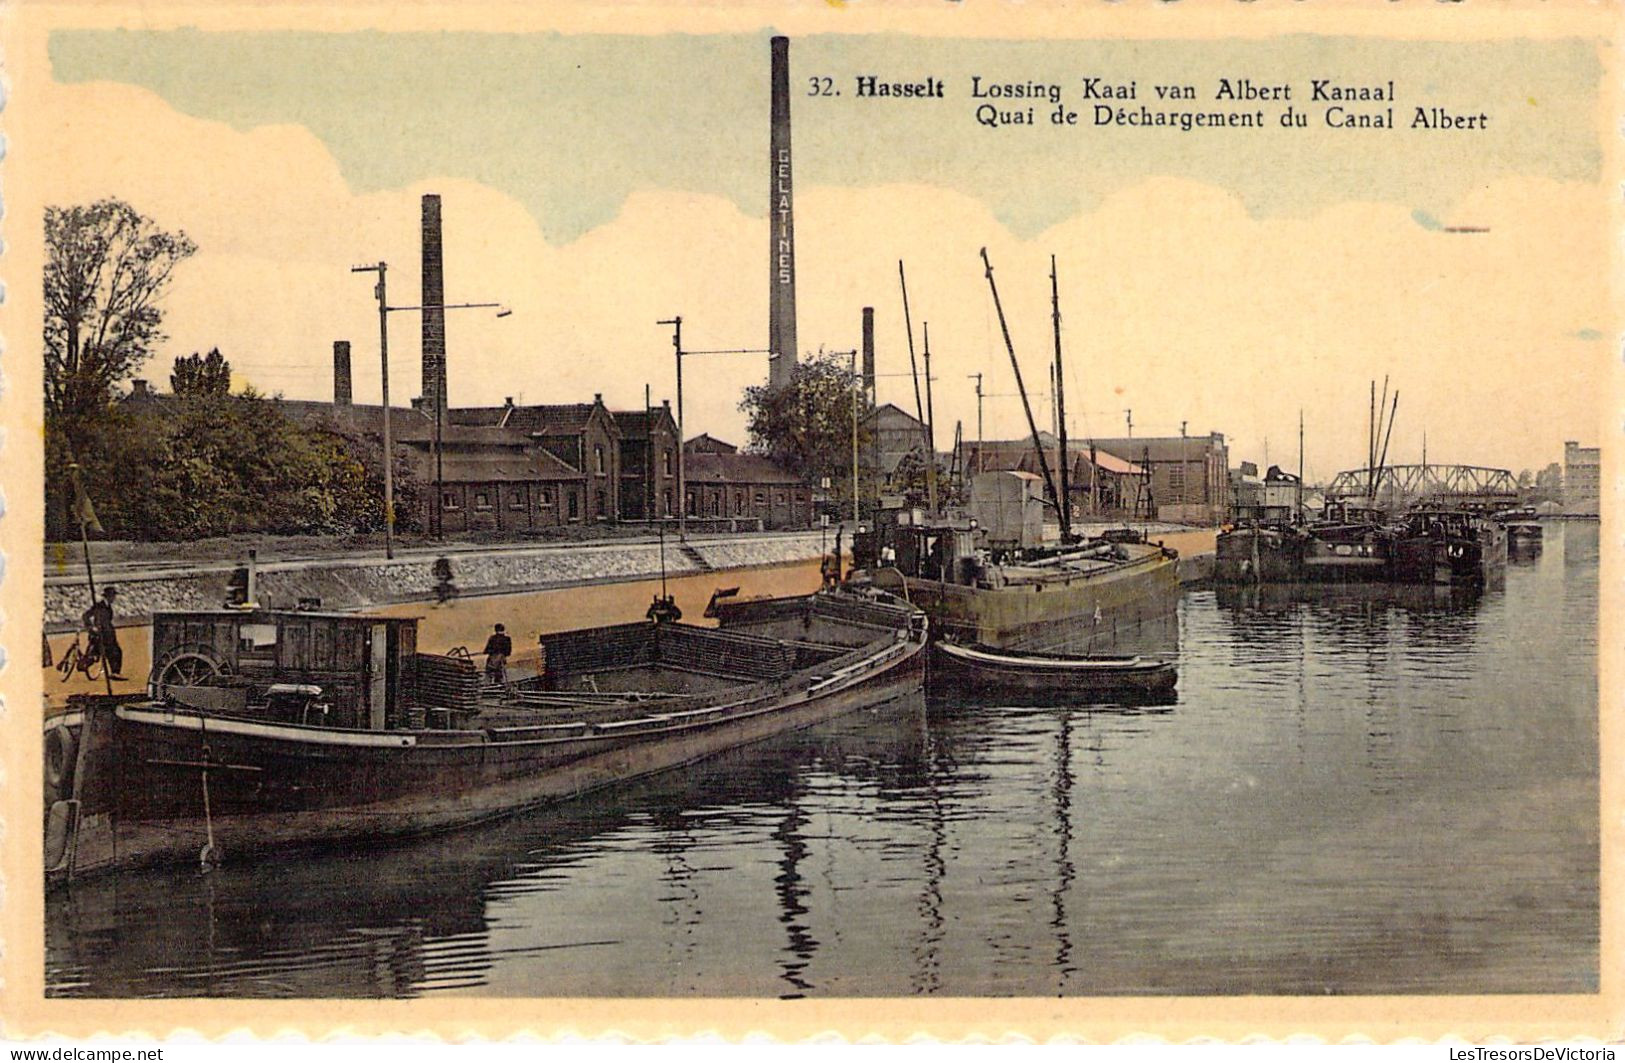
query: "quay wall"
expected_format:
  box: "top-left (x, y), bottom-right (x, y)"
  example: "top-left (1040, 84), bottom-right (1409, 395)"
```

top-left (43, 532), bottom-right (835, 632)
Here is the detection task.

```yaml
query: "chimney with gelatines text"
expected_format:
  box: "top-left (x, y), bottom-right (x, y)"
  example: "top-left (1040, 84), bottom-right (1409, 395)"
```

top-left (768, 36), bottom-right (798, 390)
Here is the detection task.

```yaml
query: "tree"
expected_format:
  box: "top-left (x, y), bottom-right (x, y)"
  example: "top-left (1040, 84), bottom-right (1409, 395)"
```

top-left (1534, 462), bottom-right (1564, 502)
top-left (171, 348), bottom-right (232, 398)
top-left (739, 356), bottom-right (873, 516)
top-left (45, 199), bottom-right (196, 451)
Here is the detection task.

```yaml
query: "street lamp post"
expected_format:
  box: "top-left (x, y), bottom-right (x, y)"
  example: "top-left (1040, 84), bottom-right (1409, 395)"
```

top-left (658, 317), bottom-right (768, 541)
top-left (354, 259), bottom-right (508, 553)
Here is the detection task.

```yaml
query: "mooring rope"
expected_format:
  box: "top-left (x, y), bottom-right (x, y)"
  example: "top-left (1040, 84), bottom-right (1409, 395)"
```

top-left (198, 713), bottom-right (217, 873)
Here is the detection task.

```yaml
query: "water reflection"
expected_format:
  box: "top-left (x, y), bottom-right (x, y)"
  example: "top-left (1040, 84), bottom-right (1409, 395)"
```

top-left (47, 536), bottom-right (1599, 998)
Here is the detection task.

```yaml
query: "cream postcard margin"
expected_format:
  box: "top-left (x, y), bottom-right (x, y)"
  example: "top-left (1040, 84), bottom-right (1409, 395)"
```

top-left (0, 0), bottom-right (1620, 1042)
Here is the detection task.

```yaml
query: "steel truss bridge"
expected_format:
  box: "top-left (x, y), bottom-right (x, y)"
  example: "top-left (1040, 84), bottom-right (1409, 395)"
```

top-left (1325, 464), bottom-right (1518, 508)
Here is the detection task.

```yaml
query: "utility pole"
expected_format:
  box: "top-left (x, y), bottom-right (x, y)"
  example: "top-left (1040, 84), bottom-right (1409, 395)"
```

top-left (351, 262), bottom-right (396, 559)
top-left (659, 316), bottom-right (769, 539)
top-left (659, 316), bottom-right (685, 538)
top-left (1126, 408), bottom-right (1133, 438)
top-left (354, 261), bottom-right (509, 551)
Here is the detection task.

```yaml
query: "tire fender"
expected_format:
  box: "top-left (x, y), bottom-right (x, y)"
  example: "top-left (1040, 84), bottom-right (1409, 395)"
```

top-left (44, 725), bottom-right (78, 804)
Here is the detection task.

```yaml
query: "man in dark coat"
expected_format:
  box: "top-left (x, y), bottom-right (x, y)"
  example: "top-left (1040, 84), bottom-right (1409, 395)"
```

top-left (482, 623), bottom-right (512, 684)
top-left (83, 585), bottom-right (125, 680)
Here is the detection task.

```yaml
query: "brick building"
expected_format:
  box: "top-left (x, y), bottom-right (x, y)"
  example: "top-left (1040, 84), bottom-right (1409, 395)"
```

top-left (612, 403), bottom-right (679, 521)
top-left (682, 436), bottom-right (812, 529)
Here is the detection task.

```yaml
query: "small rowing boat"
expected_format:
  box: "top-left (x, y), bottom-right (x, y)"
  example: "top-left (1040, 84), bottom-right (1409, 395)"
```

top-left (930, 639), bottom-right (1176, 699)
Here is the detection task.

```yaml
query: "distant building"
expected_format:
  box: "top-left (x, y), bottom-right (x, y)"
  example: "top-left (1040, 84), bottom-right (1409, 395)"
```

top-left (682, 436), bottom-right (812, 529)
top-left (865, 403), bottom-right (933, 491)
top-left (451, 395), bottom-right (622, 522)
top-left (1564, 441), bottom-right (1600, 516)
top-left (1230, 464), bottom-right (1302, 523)
top-left (392, 421), bottom-right (584, 533)
top-left (611, 403), bottom-right (679, 521)
top-left (959, 433), bottom-right (1148, 519)
top-left (1083, 433), bottom-right (1230, 525)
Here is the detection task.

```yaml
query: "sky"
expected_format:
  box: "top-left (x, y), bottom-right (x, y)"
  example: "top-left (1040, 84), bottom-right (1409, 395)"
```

top-left (41, 28), bottom-right (1611, 478)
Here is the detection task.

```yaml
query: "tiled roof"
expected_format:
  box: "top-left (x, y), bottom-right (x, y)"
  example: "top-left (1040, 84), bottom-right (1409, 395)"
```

top-left (684, 452), bottom-right (804, 486)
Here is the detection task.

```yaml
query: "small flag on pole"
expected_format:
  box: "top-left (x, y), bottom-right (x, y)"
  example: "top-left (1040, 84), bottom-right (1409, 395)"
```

top-left (69, 464), bottom-right (103, 535)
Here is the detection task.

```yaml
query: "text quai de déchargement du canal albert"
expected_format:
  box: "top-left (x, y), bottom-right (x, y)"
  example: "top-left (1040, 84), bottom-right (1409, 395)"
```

top-left (811, 75), bottom-right (1490, 131)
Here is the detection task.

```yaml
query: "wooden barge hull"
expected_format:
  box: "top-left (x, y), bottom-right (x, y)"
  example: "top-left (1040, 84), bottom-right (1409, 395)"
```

top-left (877, 549), bottom-right (1179, 655)
top-left (47, 623), bottom-right (925, 883)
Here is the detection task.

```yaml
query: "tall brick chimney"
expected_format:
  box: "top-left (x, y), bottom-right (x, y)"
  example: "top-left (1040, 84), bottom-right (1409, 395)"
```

top-left (333, 340), bottom-right (353, 407)
top-left (421, 193), bottom-right (447, 415)
top-left (861, 307), bottom-right (875, 404)
top-left (768, 36), bottom-right (798, 390)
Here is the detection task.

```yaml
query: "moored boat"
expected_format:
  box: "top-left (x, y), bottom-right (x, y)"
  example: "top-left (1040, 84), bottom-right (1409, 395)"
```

top-left (930, 639), bottom-right (1176, 699)
top-left (44, 590), bottom-right (926, 884)
top-left (857, 518), bottom-right (1181, 655)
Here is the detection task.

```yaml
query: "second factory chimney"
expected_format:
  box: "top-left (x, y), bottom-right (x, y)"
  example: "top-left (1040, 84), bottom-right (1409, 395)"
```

top-left (768, 36), bottom-right (798, 390)
top-left (861, 306), bottom-right (876, 405)
top-left (421, 193), bottom-right (447, 415)
top-left (333, 340), bottom-right (352, 407)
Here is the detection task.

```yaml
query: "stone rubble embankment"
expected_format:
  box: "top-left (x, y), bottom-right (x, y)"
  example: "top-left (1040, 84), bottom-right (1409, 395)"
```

top-left (45, 533), bottom-right (831, 630)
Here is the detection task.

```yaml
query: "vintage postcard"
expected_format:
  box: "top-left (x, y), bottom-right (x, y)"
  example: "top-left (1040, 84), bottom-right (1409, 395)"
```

top-left (0, 0), bottom-right (1619, 1044)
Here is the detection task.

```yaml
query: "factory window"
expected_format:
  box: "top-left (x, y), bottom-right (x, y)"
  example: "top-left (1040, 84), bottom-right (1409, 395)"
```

top-left (509, 489), bottom-right (526, 510)
top-left (594, 445), bottom-right (606, 475)
top-left (686, 491), bottom-right (697, 516)
top-left (442, 490), bottom-right (460, 511)
top-left (474, 492), bottom-right (492, 511)
top-left (663, 489), bottom-right (672, 516)
top-left (735, 494), bottom-right (744, 515)
top-left (754, 492), bottom-right (766, 506)
top-left (663, 450), bottom-right (673, 476)
top-left (775, 492), bottom-right (786, 505)
top-left (595, 490), bottom-right (606, 518)
top-left (711, 495), bottom-right (721, 517)
top-left (540, 487), bottom-right (554, 507)
top-left (1169, 465), bottom-right (1186, 492)
top-left (568, 491), bottom-right (579, 519)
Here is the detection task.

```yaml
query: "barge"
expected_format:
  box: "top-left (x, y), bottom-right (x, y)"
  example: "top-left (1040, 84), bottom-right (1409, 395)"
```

top-left (44, 590), bottom-right (927, 884)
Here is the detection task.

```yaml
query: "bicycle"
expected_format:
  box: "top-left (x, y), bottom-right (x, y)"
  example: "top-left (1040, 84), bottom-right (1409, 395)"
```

top-left (54, 631), bottom-right (106, 684)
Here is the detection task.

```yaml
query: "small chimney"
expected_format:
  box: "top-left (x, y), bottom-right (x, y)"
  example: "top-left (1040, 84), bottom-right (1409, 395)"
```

top-left (131, 379), bottom-right (150, 398)
top-left (421, 194), bottom-right (447, 416)
top-left (504, 396), bottom-right (514, 407)
top-left (333, 340), bottom-right (353, 407)
top-left (861, 307), bottom-right (875, 401)
top-left (594, 392), bottom-right (603, 405)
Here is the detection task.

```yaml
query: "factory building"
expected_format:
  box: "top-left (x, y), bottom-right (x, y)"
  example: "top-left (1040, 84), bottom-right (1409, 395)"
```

top-left (1564, 441), bottom-right (1600, 516)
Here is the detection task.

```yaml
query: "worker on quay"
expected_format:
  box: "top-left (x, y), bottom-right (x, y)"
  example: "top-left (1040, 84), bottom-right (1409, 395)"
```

top-left (83, 585), bottom-right (126, 681)
top-left (482, 623), bottom-right (512, 686)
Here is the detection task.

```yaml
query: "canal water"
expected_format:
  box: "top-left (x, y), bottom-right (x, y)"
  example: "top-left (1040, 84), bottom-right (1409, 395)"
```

top-left (45, 523), bottom-right (1598, 997)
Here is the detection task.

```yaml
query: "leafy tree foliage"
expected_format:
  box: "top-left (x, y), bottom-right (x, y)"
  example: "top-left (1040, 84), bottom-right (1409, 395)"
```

top-left (44, 199), bottom-right (196, 453)
top-left (171, 348), bottom-right (232, 398)
top-left (46, 351), bottom-right (420, 540)
top-left (739, 356), bottom-right (873, 518)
